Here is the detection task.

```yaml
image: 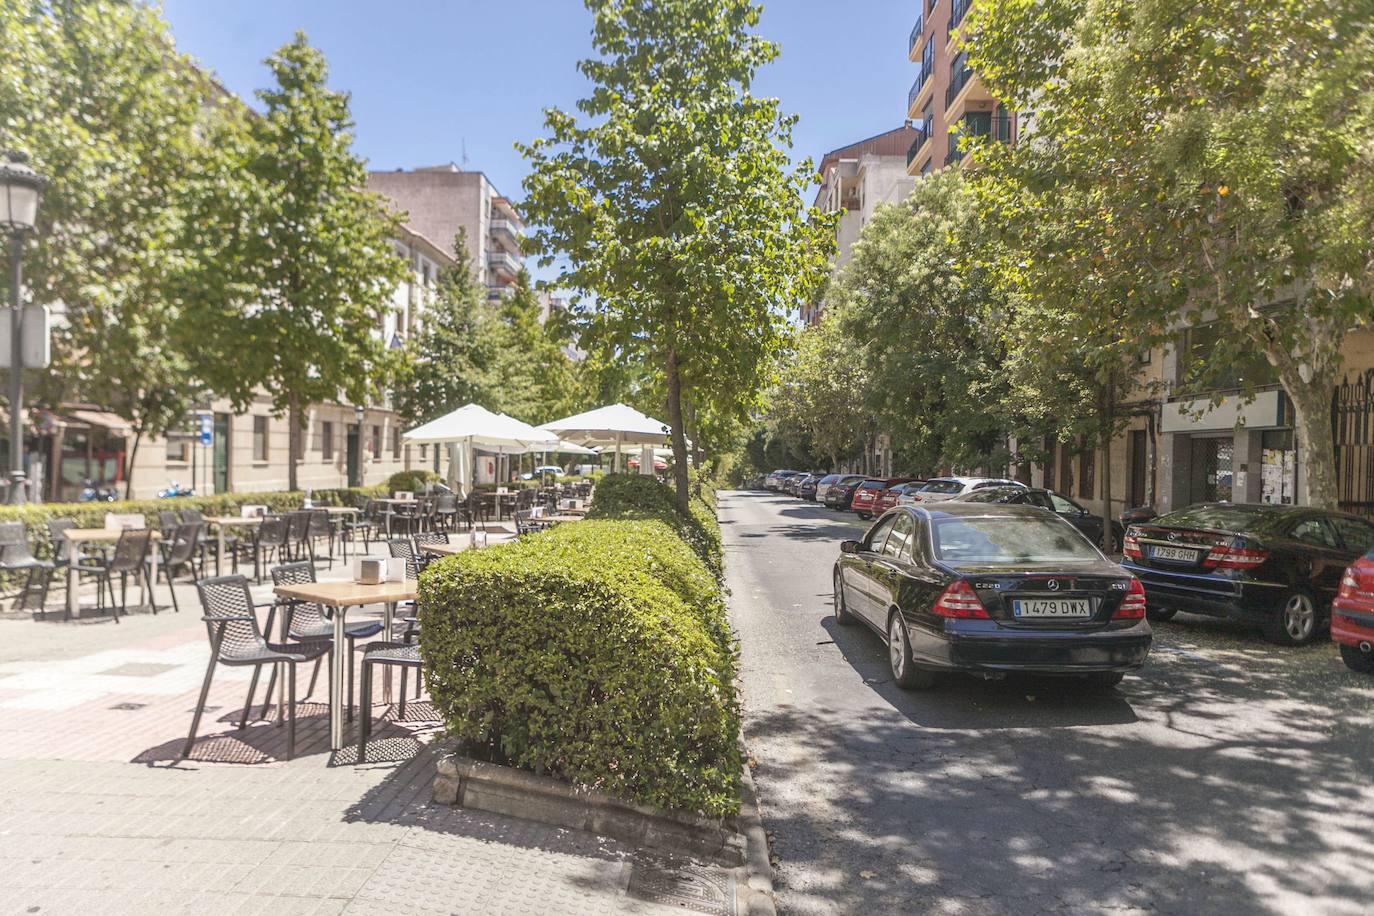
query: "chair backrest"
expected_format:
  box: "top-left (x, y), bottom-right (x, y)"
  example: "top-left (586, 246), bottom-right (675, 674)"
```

top-left (165, 522), bottom-right (202, 566)
top-left (196, 575), bottom-right (267, 660)
top-left (158, 510), bottom-right (180, 534)
top-left (109, 529), bottom-right (153, 573)
top-left (258, 515), bottom-right (287, 547)
top-left (387, 538), bottom-right (414, 560)
top-left (285, 510), bottom-right (311, 542)
top-left (435, 494), bottom-right (457, 513)
top-left (180, 508), bottom-right (205, 525)
top-left (415, 530), bottom-right (449, 545)
top-left (48, 518), bottom-right (76, 563)
top-left (0, 522), bottom-right (36, 566)
top-left (269, 561), bottom-right (327, 638)
top-left (307, 509), bottom-right (331, 537)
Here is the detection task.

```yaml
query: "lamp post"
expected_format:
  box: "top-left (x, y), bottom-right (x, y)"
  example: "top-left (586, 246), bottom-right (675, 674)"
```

top-left (0, 151), bottom-right (45, 504)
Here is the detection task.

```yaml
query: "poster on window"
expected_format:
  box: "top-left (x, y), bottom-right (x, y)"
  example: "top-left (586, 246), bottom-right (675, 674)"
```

top-left (1262, 448), bottom-right (1296, 505)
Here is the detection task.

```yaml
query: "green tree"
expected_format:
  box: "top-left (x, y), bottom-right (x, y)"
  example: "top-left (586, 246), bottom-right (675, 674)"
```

top-left (768, 314), bottom-right (873, 472)
top-left (488, 272), bottom-right (583, 425)
top-left (395, 231), bottom-right (501, 426)
top-left (968, 0), bottom-right (1374, 509)
top-left (179, 32), bottom-right (405, 490)
top-left (519, 0), bottom-right (835, 513)
top-left (0, 0), bottom-right (222, 496)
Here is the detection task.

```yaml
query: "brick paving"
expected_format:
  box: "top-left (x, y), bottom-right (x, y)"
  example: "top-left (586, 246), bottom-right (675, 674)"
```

top-left (0, 551), bottom-right (739, 915)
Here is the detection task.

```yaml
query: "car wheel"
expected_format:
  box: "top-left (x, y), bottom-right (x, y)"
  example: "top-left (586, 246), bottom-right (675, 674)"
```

top-left (1146, 606), bottom-right (1178, 622)
top-left (1265, 590), bottom-right (1321, 646)
top-left (1340, 643), bottom-right (1374, 674)
top-left (888, 612), bottom-right (935, 690)
top-left (1084, 671), bottom-right (1125, 689)
top-left (833, 571), bottom-right (855, 626)
top-left (857, 512), bottom-right (870, 521)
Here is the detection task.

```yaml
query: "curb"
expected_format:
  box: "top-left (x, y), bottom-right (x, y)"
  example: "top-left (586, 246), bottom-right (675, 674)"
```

top-left (433, 746), bottom-right (746, 866)
top-left (737, 762), bottom-right (777, 916)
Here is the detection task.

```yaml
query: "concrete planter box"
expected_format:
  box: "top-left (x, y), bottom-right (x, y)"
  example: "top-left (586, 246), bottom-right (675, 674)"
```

top-left (433, 745), bottom-right (747, 866)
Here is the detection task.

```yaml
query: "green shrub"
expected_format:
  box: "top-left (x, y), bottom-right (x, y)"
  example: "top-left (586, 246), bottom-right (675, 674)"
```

top-left (587, 474), bottom-right (721, 577)
top-left (419, 516), bottom-right (741, 817)
top-left (383, 469), bottom-right (440, 493)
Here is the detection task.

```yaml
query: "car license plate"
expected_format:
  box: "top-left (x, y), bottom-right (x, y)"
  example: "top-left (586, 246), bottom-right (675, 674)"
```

top-left (1151, 545), bottom-right (1201, 562)
top-left (1012, 598), bottom-right (1092, 619)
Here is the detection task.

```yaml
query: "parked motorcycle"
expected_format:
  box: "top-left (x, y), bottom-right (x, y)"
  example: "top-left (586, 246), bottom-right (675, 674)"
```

top-left (157, 480), bottom-right (195, 499)
top-left (79, 479), bottom-right (118, 502)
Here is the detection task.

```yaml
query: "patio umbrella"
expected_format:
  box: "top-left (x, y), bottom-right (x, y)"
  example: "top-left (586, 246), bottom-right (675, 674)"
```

top-left (539, 403), bottom-right (681, 473)
top-left (403, 403), bottom-right (558, 497)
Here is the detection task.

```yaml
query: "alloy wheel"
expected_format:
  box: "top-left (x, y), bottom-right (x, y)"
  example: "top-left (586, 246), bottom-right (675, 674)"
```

top-left (888, 617), bottom-right (907, 679)
top-left (1282, 593), bottom-right (1316, 642)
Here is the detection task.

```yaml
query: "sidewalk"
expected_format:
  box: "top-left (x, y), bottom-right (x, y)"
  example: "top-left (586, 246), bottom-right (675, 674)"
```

top-left (0, 545), bottom-right (741, 915)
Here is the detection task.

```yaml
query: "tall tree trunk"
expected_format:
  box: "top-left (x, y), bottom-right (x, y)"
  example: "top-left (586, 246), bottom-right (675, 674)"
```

top-left (287, 390), bottom-right (301, 492)
top-left (122, 428), bottom-right (143, 501)
top-left (1285, 367), bottom-right (1339, 509)
top-left (1099, 380), bottom-right (1115, 551)
top-left (664, 347), bottom-right (691, 514)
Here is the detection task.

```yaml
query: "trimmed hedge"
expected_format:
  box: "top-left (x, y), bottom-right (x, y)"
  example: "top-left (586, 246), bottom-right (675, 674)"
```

top-left (384, 469), bottom-right (441, 493)
top-left (419, 478), bottom-right (740, 817)
top-left (586, 474), bottom-right (722, 578)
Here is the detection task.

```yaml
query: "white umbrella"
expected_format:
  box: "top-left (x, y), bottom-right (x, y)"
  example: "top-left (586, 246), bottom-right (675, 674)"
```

top-left (540, 403), bottom-right (679, 473)
top-left (403, 403), bottom-right (558, 497)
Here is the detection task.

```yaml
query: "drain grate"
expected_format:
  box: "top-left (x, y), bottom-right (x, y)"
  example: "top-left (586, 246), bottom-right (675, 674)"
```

top-left (627, 861), bottom-right (735, 916)
top-left (109, 702), bottom-right (147, 711)
top-left (187, 705), bottom-right (220, 714)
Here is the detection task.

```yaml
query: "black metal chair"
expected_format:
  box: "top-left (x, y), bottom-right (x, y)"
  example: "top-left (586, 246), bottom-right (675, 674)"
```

top-left (284, 511), bottom-right (312, 562)
top-left (265, 562), bottom-right (385, 722)
top-left (75, 529), bottom-right (153, 621)
top-left (341, 500), bottom-right (379, 559)
top-left (157, 510), bottom-right (181, 539)
top-left (513, 509), bottom-right (552, 537)
top-left (159, 522), bottom-right (203, 614)
top-left (254, 516), bottom-right (289, 579)
top-left (357, 641), bottom-right (424, 762)
top-left (0, 522), bottom-right (54, 615)
top-left (183, 575), bottom-right (329, 761)
top-left (306, 509), bottom-right (334, 568)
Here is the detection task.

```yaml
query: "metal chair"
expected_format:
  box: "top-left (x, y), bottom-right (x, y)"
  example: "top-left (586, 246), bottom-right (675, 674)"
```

top-left (74, 529), bottom-right (153, 621)
top-left (306, 509), bottom-right (334, 568)
top-left (0, 522), bottom-right (54, 615)
top-left (253, 516), bottom-right (290, 580)
top-left (513, 510), bottom-right (551, 537)
top-left (284, 511), bottom-right (312, 562)
top-left (434, 494), bottom-right (459, 533)
top-left (157, 510), bottom-right (181, 538)
top-left (159, 522), bottom-right (203, 614)
top-left (266, 562), bottom-right (385, 722)
top-left (357, 641), bottom-right (424, 762)
top-left (183, 575), bottom-right (329, 761)
top-left (341, 500), bottom-right (379, 558)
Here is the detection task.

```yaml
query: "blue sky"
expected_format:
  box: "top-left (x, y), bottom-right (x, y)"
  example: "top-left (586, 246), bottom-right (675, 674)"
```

top-left (162, 0), bottom-right (917, 204)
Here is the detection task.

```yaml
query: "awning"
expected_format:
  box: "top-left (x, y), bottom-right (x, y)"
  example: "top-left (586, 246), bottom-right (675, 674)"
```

top-left (64, 409), bottom-right (132, 435)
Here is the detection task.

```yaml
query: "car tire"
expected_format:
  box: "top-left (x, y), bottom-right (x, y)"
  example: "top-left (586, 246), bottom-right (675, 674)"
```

top-left (1146, 606), bottom-right (1178, 622)
top-left (1265, 589), bottom-right (1321, 646)
top-left (1084, 671), bottom-right (1125, 689)
top-left (857, 512), bottom-right (870, 521)
top-left (1340, 643), bottom-right (1374, 674)
top-left (833, 571), bottom-right (855, 626)
top-left (888, 612), bottom-right (935, 690)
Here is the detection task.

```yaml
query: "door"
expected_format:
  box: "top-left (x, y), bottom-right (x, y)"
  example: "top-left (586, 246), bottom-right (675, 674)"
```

top-left (866, 513), bottom-right (915, 628)
top-left (346, 425), bottom-right (361, 488)
top-left (1190, 437), bottom-right (1233, 503)
top-left (845, 515), bottom-right (898, 626)
top-left (212, 413), bottom-right (230, 494)
top-left (1128, 429), bottom-right (1148, 508)
top-left (1286, 517), bottom-right (1349, 605)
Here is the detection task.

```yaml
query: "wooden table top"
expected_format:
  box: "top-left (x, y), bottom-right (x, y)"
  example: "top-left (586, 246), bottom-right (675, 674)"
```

top-left (418, 541), bottom-right (464, 556)
top-left (65, 528), bottom-right (161, 542)
top-left (205, 516), bottom-right (264, 527)
top-left (320, 506), bottom-right (361, 515)
top-left (541, 514), bottom-right (585, 524)
top-left (273, 579), bottom-right (417, 608)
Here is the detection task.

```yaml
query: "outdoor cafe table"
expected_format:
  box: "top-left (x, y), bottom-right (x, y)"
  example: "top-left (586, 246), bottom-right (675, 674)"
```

top-left (541, 514), bottom-right (585, 524)
top-left (63, 528), bottom-right (160, 619)
top-left (418, 541), bottom-right (465, 557)
top-left (270, 578), bottom-right (417, 751)
top-left (205, 516), bottom-right (263, 573)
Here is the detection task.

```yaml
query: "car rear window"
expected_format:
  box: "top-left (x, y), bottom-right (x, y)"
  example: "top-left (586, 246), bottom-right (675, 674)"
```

top-left (920, 480), bottom-right (964, 494)
top-left (956, 488), bottom-right (1022, 504)
top-left (818, 475), bottom-right (839, 485)
top-left (1153, 505), bottom-right (1279, 533)
top-left (931, 516), bottom-right (1101, 565)
top-left (858, 480), bottom-right (886, 490)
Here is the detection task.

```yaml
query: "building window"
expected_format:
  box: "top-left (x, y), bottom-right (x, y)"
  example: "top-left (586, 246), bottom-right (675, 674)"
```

top-left (165, 433), bottom-right (191, 464)
top-left (1177, 322), bottom-right (1278, 392)
top-left (420, 443), bottom-right (428, 461)
top-left (253, 416), bottom-right (269, 462)
top-left (321, 420), bottom-right (334, 461)
top-left (371, 424), bottom-right (382, 457)
top-left (392, 427), bottom-right (401, 460)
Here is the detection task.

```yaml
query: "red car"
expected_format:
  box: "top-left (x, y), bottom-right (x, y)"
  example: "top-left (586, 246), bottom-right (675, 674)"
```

top-left (851, 477), bottom-right (919, 521)
top-left (874, 480), bottom-right (927, 515)
top-left (1333, 552), bottom-right (1374, 672)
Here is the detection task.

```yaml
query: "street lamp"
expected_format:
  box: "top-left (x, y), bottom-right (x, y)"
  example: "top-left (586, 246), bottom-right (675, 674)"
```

top-left (0, 151), bottom-right (45, 504)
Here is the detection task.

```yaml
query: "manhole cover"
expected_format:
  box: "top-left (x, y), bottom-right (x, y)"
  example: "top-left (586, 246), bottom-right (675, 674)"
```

top-left (109, 702), bottom-right (147, 711)
top-left (99, 662), bottom-right (178, 678)
top-left (627, 861), bottom-right (735, 916)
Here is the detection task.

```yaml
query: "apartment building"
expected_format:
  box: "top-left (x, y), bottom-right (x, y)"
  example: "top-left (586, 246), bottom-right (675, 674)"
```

top-left (801, 125), bottom-right (920, 327)
top-left (905, 0), bottom-right (1016, 177)
top-left (367, 164), bottom-right (526, 300)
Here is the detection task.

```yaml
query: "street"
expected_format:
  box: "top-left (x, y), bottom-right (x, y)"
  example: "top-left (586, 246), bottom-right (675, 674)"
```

top-left (721, 489), bottom-right (1374, 916)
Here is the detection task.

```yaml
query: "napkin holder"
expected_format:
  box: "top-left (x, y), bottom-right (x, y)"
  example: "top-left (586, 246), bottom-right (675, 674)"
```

top-left (354, 557), bottom-right (385, 585)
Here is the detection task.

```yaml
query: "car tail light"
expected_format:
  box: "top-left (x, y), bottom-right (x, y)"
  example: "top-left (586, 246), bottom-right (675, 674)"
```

top-left (1123, 530), bottom-right (1143, 560)
top-left (1113, 578), bottom-right (1147, 620)
top-left (1339, 569), bottom-right (1359, 599)
top-left (932, 580), bottom-right (990, 619)
top-left (1203, 539), bottom-right (1269, 570)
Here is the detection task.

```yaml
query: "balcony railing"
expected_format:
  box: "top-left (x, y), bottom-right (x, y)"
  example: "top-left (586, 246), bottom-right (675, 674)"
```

top-left (908, 12), bottom-right (924, 55)
top-left (947, 51), bottom-right (973, 107)
top-left (908, 67), bottom-right (930, 112)
top-left (487, 250), bottom-right (521, 278)
top-left (906, 127), bottom-right (931, 166)
top-left (948, 110), bottom-right (1013, 163)
top-left (951, 0), bottom-right (973, 31)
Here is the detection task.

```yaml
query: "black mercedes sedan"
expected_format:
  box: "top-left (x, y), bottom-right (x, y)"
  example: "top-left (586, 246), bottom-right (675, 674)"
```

top-left (834, 503), bottom-right (1151, 690)
top-left (1122, 503), bottom-right (1374, 645)
top-left (951, 485), bottom-right (1105, 547)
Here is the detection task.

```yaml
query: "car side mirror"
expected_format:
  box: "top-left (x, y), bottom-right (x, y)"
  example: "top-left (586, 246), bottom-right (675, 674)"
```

top-left (840, 539), bottom-right (861, 554)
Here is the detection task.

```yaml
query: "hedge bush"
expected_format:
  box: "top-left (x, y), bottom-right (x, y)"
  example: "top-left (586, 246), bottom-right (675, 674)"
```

top-left (384, 469), bottom-right (441, 493)
top-left (586, 474), bottom-right (721, 578)
top-left (419, 510), bottom-right (740, 817)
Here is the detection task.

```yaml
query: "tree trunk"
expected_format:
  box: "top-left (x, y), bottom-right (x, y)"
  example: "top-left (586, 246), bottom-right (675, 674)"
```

top-left (664, 347), bottom-right (691, 514)
top-left (1099, 380), bottom-right (1115, 551)
top-left (287, 390), bottom-right (301, 493)
top-left (1285, 367), bottom-right (1339, 509)
top-left (123, 428), bottom-right (143, 501)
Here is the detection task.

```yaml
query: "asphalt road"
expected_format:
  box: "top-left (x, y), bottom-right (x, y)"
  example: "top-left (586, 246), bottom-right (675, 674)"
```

top-left (720, 489), bottom-right (1374, 916)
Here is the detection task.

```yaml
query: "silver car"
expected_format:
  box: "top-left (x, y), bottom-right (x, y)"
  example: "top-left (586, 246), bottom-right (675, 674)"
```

top-left (897, 476), bottom-right (1027, 506)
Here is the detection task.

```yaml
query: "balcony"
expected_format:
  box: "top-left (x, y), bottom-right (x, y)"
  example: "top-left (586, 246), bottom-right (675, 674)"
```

top-left (486, 249), bottom-right (521, 281)
top-left (947, 52), bottom-right (973, 108)
top-left (489, 217), bottom-right (522, 251)
top-left (951, 0), bottom-right (973, 32)
top-left (905, 127), bottom-right (932, 173)
top-left (947, 110), bottom-right (1013, 165)
top-left (908, 12), bottom-right (926, 61)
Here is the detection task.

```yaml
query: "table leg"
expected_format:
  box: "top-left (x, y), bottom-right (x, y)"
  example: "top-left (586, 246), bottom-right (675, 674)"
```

top-left (330, 606), bottom-right (346, 750)
top-left (278, 600), bottom-right (288, 724)
top-left (67, 546), bottom-right (79, 619)
top-left (146, 546), bottom-right (159, 611)
top-left (217, 526), bottom-right (226, 576)
top-left (382, 601), bottom-right (395, 705)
